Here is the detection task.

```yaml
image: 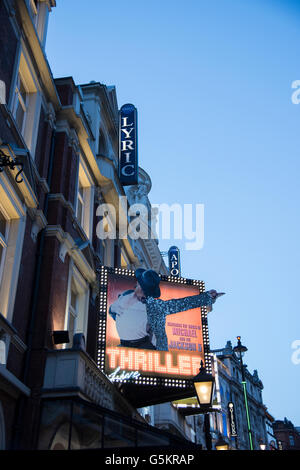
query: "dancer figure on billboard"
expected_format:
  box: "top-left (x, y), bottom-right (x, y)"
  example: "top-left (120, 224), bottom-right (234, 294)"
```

top-left (109, 268), bottom-right (224, 351)
top-left (109, 285), bottom-right (156, 350)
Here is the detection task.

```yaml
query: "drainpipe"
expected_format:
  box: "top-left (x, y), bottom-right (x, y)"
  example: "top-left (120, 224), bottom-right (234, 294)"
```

top-left (12, 129), bottom-right (56, 449)
top-left (23, 129), bottom-right (56, 380)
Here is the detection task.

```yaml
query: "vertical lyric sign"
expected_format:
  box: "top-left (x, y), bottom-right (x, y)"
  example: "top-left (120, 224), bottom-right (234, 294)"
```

top-left (119, 103), bottom-right (138, 186)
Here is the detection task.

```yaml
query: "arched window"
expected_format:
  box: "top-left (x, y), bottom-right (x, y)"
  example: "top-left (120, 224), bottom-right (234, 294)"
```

top-left (289, 434), bottom-right (295, 447)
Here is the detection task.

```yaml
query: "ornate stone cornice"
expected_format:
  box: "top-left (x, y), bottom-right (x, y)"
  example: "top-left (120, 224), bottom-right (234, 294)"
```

top-left (45, 102), bottom-right (56, 129)
top-left (27, 207), bottom-right (48, 242)
top-left (44, 225), bottom-right (96, 284)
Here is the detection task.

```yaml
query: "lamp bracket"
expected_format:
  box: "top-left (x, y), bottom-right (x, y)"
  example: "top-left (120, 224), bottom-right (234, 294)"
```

top-left (0, 146), bottom-right (24, 183)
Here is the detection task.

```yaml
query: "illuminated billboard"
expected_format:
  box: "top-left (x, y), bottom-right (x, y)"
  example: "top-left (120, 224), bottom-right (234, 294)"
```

top-left (97, 267), bottom-right (212, 389)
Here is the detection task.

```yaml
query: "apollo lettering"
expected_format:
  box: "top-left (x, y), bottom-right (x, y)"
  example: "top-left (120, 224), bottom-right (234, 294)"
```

top-left (168, 246), bottom-right (181, 277)
top-left (170, 254), bottom-right (179, 276)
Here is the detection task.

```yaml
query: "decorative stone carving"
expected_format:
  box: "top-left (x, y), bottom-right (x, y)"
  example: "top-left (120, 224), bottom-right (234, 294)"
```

top-left (46, 102), bottom-right (56, 129)
top-left (28, 208), bottom-right (48, 243)
top-left (68, 128), bottom-right (80, 155)
top-left (125, 167), bottom-right (152, 207)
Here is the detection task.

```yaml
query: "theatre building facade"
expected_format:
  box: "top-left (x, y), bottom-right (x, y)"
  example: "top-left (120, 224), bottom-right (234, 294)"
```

top-left (0, 0), bottom-right (272, 452)
top-left (0, 0), bottom-right (184, 450)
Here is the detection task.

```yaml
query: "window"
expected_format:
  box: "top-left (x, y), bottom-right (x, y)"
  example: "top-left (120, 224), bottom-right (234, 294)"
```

top-left (13, 74), bottom-right (28, 135)
top-left (29, 0), bottom-right (49, 45)
top-left (64, 263), bottom-right (89, 348)
top-left (0, 177), bottom-right (26, 321)
top-left (30, 0), bottom-right (39, 16)
top-left (11, 52), bottom-right (41, 154)
top-left (0, 209), bottom-right (9, 286)
top-left (103, 416), bottom-right (136, 448)
top-left (98, 128), bottom-right (108, 156)
top-left (76, 181), bottom-right (85, 228)
top-left (289, 434), bottom-right (295, 447)
top-left (121, 250), bottom-right (129, 268)
top-left (97, 239), bottom-right (105, 265)
top-left (222, 412), bottom-right (228, 437)
top-left (68, 279), bottom-right (79, 346)
top-left (76, 160), bottom-right (94, 240)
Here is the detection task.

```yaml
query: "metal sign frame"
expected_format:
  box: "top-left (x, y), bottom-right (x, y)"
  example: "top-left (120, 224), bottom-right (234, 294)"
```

top-left (228, 401), bottom-right (238, 437)
top-left (97, 266), bottom-right (212, 389)
top-left (168, 246), bottom-right (181, 277)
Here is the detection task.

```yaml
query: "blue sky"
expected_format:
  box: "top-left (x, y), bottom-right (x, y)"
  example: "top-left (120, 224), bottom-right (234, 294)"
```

top-left (46, 0), bottom-right (300, 424)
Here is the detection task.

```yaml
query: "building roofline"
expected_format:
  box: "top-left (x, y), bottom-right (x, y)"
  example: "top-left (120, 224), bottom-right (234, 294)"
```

top-left (15, 1), bottom-right (61, 110)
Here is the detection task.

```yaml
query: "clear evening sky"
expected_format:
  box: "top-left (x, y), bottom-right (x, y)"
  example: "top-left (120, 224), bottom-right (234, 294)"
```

top-left (46, 0), bottom-right (300, 424)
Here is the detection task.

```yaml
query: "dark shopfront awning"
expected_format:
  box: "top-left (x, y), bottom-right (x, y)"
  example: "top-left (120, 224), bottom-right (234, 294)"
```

top-left (37, 397), bottom-right (199, 451)
top-left (118, 382), bottom-right (197, 408)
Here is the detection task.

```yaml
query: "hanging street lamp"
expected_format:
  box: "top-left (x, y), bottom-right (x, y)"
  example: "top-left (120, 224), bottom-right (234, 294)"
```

top-left (193, 360), bottom-right (215, 450)
top-left (193, 360), bottom-right (215, 409)
top-left (233, 336), bottom-right (254, 450)
top-left (259, 438), bottom-right (266, 450)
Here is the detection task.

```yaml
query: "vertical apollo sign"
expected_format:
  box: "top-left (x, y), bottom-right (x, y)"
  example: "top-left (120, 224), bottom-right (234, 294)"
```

top-left (228, 402), bottom-right (238, 437)
top-left (168, 246), bottom-right (181, 277)
top-left (119, 103), bottom-right (138, 186)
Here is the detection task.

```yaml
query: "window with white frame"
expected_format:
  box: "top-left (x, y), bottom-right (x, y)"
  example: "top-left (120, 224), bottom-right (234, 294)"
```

top-left (29, 0), bottom-right (39, 16)
top-left (29, 0), bottom-right (49, 45)
top-left (11, 51), bottom-right (41, 154)
top-left (76, 180), bottom-right (85, 228)
top-left (0, 208), bottom-right (10, 288)
top-left (97, 238), bottom-right (106, 265)
top-left (0, 176), bottom-right (26, 322)
top-left (64, 263), bottom-right (89, 348)
top-left (13, 74), bottom-right (28, 136)
top-left (76, 160), bottom-right (94, 241)
top-left (68, 278), bottom-right (78, 346)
